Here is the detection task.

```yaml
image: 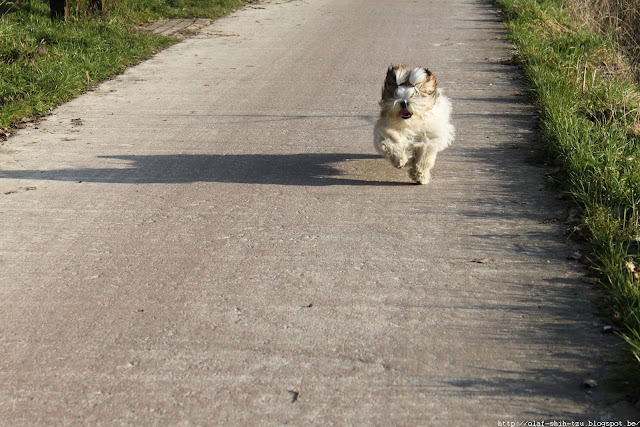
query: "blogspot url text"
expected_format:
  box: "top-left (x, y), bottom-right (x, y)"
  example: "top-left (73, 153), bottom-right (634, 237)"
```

top-left (498, 421), bottom-right (640, 427)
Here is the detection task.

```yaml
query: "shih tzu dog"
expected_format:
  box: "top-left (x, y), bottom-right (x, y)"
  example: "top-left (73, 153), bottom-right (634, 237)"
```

top-left (374, 64), bottom-right (455, 184)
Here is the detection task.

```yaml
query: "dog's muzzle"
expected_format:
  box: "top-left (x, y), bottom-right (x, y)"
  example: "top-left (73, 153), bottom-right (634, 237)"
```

top-left (399, 101), bottom-right (412, 119)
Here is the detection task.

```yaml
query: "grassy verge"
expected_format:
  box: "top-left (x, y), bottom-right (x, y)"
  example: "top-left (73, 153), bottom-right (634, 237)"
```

top-left (0, 0), bottom-right (245, 135)
top-left (493, 0), bottom-right (640, 399)
top-left (567, 0), bottom-right (640, 81)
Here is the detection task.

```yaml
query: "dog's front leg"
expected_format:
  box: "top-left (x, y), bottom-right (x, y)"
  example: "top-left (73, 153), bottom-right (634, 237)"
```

top-left (375, 129), bottom-right (408, 169)
top-left (410, 142), bottom-right (439, 184)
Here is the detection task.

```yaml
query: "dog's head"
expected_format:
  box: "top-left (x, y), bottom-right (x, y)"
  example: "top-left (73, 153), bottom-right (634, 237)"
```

top-left (380, 64), bottom-right (438, 119)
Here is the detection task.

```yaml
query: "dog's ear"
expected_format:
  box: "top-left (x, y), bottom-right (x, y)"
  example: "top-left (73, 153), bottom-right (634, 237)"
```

top-left (382, 66), bottom-right (399, 100)
top-left (414, 68), bottom-right (437, 95)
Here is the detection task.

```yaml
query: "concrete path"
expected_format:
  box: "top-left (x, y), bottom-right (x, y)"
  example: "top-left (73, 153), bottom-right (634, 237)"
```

top-left (0, 0), bottom-right (636, 423)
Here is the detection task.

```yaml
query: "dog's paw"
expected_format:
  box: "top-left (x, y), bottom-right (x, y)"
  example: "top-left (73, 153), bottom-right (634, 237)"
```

top-left (379, 140), bottom-right (407, 168)
top-left (392, 155), bottom-right (408, 169)
top-left (410, 168), bottom-right (431, 185)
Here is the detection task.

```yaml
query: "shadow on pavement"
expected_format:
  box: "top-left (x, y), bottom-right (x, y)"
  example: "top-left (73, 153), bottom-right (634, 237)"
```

top-left (0, 153), bottom-right (414, 186)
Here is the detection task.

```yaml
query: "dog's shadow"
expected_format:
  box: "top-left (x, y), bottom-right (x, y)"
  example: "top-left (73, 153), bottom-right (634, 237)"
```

top-left (0, 153), bottom-right (414, 186)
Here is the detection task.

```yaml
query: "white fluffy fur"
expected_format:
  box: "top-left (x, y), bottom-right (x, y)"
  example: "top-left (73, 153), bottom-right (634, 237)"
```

top-left (394, 68), bottom-right (410, 85)
top-left (374, 66), bottom-right (455, 185)
top-left (394, 85), bottom-right (415, 101)
top-left (409, 67), bottom-right (427, 85)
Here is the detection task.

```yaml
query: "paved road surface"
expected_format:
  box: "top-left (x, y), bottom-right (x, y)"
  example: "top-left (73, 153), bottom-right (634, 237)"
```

top-left (0, 0), bottom-right (635, 423)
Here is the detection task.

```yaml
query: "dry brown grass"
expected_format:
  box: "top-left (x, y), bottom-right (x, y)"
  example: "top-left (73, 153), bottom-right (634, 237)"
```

top-left (567, 0), bottom-right (640, 80)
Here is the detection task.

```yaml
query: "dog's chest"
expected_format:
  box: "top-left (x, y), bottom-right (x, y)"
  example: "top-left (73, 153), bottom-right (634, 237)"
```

top-left (396, 124), bottom-right (431, 146)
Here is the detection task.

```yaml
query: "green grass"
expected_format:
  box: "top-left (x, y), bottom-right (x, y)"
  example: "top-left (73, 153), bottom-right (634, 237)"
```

top-left (494, 0), bottom-right (640, 398)
top-left (0, 0), bottom-right (245, 133)
top-left (113, 0), bottom-right (246, 20)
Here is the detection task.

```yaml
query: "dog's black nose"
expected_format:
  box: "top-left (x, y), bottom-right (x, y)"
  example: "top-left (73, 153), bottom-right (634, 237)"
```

top-left (399, 100), bottom-right (408, 109)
